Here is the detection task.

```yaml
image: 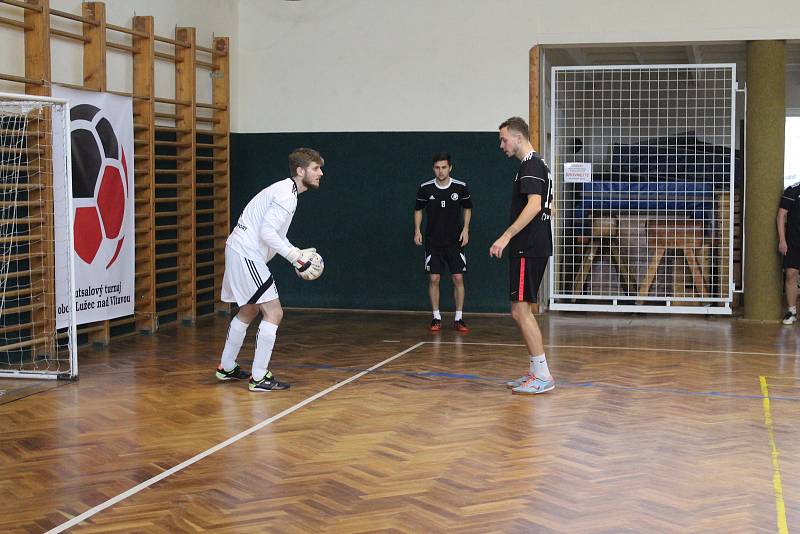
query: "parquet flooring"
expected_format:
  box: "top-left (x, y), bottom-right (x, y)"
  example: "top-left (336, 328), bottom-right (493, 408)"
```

top-left (1, 310), bottom-right (799, 533)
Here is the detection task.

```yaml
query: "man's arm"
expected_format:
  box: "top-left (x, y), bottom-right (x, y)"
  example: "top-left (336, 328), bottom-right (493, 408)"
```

top-left (259, 204), bottom-right (293, 258)
top-left (459, 208), bottom-right (472, 247)
top-left (259, 204), bottom-right (310, 266)
top-left (489, 195), bottom-right (541, 258)
top-left (414, 209), bottom-right (424, 246)
top-left (778, 207), bottom-right (789, 255)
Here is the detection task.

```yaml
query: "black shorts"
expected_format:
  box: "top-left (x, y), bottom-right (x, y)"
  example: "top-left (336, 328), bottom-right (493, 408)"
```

top-left (785, 242), bottom-right (800, 270)
top-left (425, 248), bottom-right (466, 275)
top-left (509, 256), bottom-right (548, 302)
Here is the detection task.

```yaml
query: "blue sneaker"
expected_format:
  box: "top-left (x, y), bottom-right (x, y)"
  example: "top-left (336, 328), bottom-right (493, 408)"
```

top-left (506, 373), bottom-right (533, 389)
top-left (512, 375), bottom-right (555, 395)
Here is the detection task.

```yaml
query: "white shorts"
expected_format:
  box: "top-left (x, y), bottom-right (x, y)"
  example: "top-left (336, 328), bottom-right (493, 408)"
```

top-left (221, 247), bottom-right (279, 306)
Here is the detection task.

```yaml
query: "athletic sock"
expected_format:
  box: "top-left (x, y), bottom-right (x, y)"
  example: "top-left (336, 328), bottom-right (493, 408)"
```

top-left (251, 321), bottom-right (278, 381)
top-left (454, 310), bottom-right (463, 321)
top-left (220, 316), bottom-right (249, 371)
top-left (531, 353), bottom-right (551, 378)
top-left (433, 310), bottom-right (442, 320)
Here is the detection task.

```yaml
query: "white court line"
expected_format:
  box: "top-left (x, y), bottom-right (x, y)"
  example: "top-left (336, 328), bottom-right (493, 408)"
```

top-left (45, 341), bottom-right (426, 534)
top-left (428, 341), bottom-right (798, 358)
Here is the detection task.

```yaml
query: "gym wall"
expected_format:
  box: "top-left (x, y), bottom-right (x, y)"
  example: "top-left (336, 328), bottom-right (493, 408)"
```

top-left (0, 0), bottom-right (237, 340)
top-left (231, 0), bottom-right (800, 312)
top-left (231, 131), bottom-right (519, 312)
top-left (3, 1), bottom-right (798, 313)
top-left (0, 0), bottom-right (238, 100)
top-left (235, 0), bottom-right (800, 133)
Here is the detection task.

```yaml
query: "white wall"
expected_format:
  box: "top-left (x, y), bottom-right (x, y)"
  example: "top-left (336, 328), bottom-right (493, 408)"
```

top-left (1, 1), bottom-right (797, 133)
top-left (1, 0), bottom-right (237, 110)
top-left (236, 0), bottom-right (800, 133)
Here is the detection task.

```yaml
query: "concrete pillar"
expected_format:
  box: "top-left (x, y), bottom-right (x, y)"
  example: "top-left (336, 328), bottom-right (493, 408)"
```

top-left (744, 40), bottom-right (785, 320)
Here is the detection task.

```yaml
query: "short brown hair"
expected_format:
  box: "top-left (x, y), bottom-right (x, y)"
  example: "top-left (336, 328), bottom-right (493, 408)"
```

top-left (431, 151), bottom-right (451, 165)
top-left (499, 116), bottom-right (529, 139)
top-left (288, 147), bottom-right (323, 177)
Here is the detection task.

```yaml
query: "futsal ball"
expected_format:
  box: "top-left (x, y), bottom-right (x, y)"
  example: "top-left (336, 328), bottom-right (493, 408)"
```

top-left (295, 252), bottom-right (324, 281)
top-left (70, 104), bottom-right (130, 269)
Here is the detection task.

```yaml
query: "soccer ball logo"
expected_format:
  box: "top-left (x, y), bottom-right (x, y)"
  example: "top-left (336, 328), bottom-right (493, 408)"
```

top-left (69, 104), bottom-right (129, 268)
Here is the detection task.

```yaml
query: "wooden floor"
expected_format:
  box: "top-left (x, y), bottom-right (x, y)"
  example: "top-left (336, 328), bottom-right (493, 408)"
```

top-left (2, 310), bottom-right (799, 533)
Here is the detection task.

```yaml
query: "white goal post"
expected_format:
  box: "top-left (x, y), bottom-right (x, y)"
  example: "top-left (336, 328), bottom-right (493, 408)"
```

top-left (0, 92), bottom-right (78, 380)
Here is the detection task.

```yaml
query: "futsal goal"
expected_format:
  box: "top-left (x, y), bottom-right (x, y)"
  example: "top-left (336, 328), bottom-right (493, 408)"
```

top-left (0, 93), bottom-right (78, 380)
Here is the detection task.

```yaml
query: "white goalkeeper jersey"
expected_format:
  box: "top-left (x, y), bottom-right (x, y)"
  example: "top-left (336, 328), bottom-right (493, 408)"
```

top-left (227, 178), bottom-right (298, 263)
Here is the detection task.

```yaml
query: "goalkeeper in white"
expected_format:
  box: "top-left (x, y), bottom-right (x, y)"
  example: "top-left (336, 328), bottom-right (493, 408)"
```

top-left (216, 148), bottom-right (324, 392)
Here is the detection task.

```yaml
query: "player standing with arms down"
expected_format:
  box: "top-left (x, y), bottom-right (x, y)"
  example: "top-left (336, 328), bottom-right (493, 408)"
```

top-left (215, 148), bottom-right (324, 391)
top-left (414, 152), bottom-right (473, 332)
top-left (777, 181), bottom-right (800, 324)
top-left (490, 117), bottom-right (555, 395)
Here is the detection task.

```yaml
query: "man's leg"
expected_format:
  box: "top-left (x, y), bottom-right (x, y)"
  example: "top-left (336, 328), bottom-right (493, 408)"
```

top-left (452, 273), bottom-right (469, 331)
top-left (784, 267), bottom-right (798, 324)
top-left (217, 304), bottom-right (260, 380)
top-left (428, 274), bottom-right (441, 313)
top-left (510, 300), bottom-right (544, 356)
top-left (428, 274), bottom-right (442, 330)
top-left (453, 274), bottom-right (465, 311)
top-left (250, 298), bottom-right (289, 391)
top-left (785, 268), bottom-right (798, 308)
top-left (509, 301), bottom-right (554, 394)
top-left (507, 257), bottom-right (554, 395)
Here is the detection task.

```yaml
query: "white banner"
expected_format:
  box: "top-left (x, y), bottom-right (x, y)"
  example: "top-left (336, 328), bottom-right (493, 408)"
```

top-left (564, 162), bottom-right (592, 183)
top-left (53, 87), bottom-right (135, 327)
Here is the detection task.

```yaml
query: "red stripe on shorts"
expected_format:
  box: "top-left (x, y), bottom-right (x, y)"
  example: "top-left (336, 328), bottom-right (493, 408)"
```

top-left (518, 257), bottom-right (526, 301)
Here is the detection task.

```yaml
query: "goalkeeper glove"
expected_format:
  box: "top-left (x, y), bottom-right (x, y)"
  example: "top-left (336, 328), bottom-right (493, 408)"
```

top-left (285, 247), bottom-right (316, 271)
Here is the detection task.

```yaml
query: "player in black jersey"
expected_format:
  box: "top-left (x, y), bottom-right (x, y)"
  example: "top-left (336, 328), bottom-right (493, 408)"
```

top-left (490, 117), bottom-right (555, 395)
top-left (778, 181), bottom-right (800, 324)
top-left (414, 152), bottom-right (473, 332)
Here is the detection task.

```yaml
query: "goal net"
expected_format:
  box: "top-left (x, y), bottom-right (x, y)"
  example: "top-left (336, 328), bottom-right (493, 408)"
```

top-left (0, 93), bottom-right (77, 380)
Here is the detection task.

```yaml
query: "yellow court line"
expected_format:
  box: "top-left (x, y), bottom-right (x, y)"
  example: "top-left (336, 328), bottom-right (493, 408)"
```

top-left (760, 375), bottom-right (789, 534)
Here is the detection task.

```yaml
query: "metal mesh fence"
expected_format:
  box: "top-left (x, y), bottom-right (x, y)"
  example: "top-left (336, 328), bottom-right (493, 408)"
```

top-left (549, 65), bottom-right (736, 314)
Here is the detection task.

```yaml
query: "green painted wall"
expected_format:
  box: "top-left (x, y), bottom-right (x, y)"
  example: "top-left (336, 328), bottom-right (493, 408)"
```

top-left (230, 132), bottom-right (520, 312)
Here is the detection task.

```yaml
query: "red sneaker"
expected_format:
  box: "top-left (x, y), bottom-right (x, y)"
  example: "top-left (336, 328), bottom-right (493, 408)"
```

top-left (429, 318), bottom-right (442, 332)
top-left (454, 319), bottom-right (470, 333)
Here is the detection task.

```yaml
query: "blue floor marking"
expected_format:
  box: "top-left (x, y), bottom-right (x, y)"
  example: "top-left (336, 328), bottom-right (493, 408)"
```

top-left (274, 362), bottom-right (800, 402)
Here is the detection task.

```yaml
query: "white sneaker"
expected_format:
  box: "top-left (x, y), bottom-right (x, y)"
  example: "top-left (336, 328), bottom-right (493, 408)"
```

top-left (782, 311), bottom-right (797, 325)
top-left (506, 373), bottom-right (533, 389)
top-left (512, 375), bottom-right (556, 395)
